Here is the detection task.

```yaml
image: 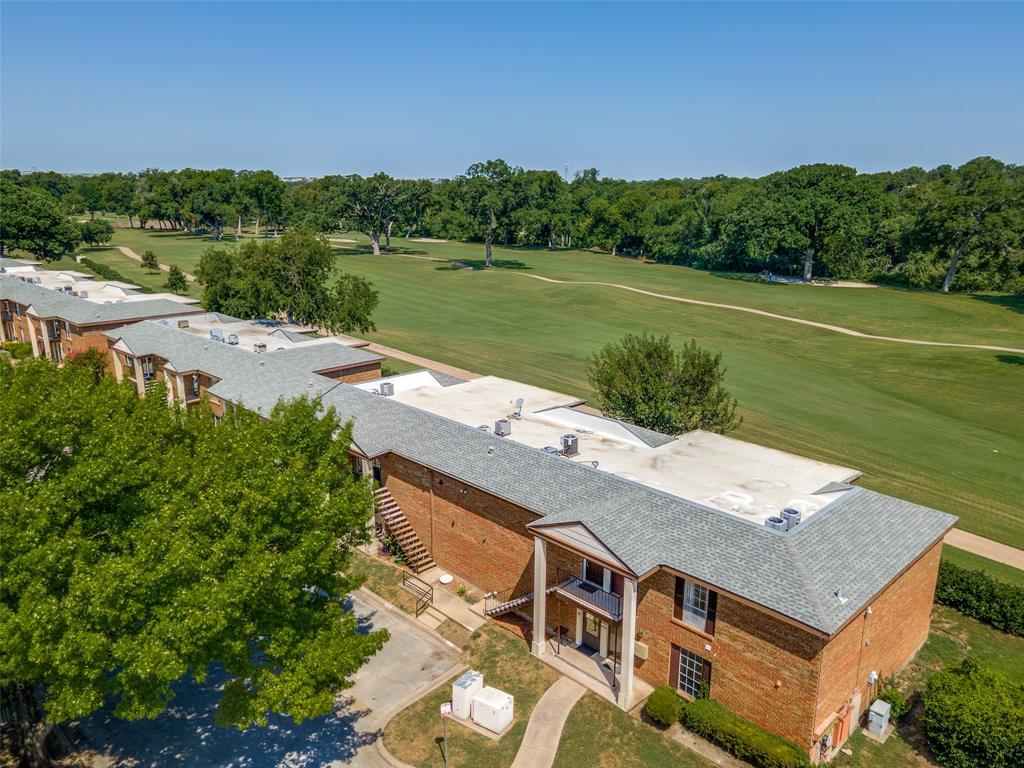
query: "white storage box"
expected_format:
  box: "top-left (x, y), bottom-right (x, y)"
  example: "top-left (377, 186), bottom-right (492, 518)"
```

top-left (471, 686), bottom-right (514, 733)
top-left (451, 669), bottom-right (484, 720)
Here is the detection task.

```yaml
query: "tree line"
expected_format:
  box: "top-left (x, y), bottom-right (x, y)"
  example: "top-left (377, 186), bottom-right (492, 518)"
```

top-left (3, 156), bottom-right (1022, 292)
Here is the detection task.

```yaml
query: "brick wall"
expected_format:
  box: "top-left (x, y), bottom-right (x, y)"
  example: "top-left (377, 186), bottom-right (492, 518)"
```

top-left (636, 569), bottom-right (824, 748)
top-left (813, 541), bottom-right (942, 736)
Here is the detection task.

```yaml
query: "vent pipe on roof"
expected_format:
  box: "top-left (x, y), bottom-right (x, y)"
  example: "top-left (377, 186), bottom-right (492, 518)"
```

top-left (380, 381), bottom-right (395, 397)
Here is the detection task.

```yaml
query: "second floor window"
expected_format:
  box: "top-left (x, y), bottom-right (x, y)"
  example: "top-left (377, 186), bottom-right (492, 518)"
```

top-left (683, 581), bottom-right (708, 628)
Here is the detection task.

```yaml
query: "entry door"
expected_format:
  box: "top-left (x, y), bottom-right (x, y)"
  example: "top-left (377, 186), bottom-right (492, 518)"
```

top-left (581, 612), bottom-right (601, 652)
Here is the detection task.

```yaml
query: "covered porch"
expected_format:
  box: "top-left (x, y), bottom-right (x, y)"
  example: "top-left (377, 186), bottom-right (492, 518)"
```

top-left (527, 523), bottom-right (643, 711)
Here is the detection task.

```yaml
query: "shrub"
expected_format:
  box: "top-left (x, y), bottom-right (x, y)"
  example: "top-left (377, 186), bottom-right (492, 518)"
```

top-left (644, 685), bottom-right (684, 728)
top-left (877, 686), bottom-right (910, 721)
top-left (935, 561), bottom-right (1024, 636)
top-left (1, 341), bottom-right (33, 359)
top-left (681, 698), bottom-right (810, 768)
top-left (923, 658), bottom-right (1024, 768)
top-left (80, 257), bottom-right (154, 293)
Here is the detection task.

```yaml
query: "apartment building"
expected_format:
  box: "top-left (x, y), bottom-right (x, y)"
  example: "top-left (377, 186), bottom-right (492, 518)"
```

top-left (5, 285), bottom-right (954, 762)
top-left (0, 263), bottom-right (198, 364)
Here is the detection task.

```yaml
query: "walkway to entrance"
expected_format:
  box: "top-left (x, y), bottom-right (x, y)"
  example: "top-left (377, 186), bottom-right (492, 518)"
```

top-left (510, 677), bottom-right (586, 768)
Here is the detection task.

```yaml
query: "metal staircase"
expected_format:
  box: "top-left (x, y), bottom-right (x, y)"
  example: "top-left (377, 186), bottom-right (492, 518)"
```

top-left (374, 486), bottom-right (436, 574)
top-left (483, 584), bottom-right (559, 617)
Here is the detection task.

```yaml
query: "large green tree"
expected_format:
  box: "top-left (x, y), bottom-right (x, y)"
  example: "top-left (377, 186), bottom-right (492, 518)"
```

top-left (78, 218), bottom-right (115, 247)
top-left (0, 359), bottom-right (386, 766)
top-left (463, 159), bottom-right (523, 267)
top-left (347, 173), bottom-right (408, 255)
top-left (586, 334), bottom-right (741, 435)
top-left (910, 157), bottom-right (1023, 292)
top-left (195, 229), bottom-right (379, 333)
top-left (0, 180), bottom-right (82, 260)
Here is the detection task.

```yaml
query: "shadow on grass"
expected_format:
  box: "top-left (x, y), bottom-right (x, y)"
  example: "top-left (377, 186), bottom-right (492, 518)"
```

top-left (444, 259), bottom-right (532, 271)
top-left (996, 354), bottom-right (1024, 366)
top-left (971, 293), bottom-right (1024, 315)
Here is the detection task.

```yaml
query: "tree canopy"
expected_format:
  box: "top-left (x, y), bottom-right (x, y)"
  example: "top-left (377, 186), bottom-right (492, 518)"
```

top-left (4, 156), bottom-right (1021, 291)
top-left (586, 334), bottom-right (741, 435)
top-left (0, 358), bottom-right (387, 764)
top-left (79, 218), bottom-right (115, 247)
top-left (164, 264), bottom-right (188, 293)
top-left (0, 179), bottom-right (81, 260)
top-left (195, 229), bottom-right (379, 333)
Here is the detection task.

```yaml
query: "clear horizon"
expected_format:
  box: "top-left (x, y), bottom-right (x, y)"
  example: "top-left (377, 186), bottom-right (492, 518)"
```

top-left (1, 1), bottom-right (1021, 180)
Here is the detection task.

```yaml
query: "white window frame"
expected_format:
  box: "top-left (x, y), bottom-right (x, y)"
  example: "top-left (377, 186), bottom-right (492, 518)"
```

top-left (677, 648), bottom-right (706, 698)
top-left (682, 581), bottom-right (708, 629)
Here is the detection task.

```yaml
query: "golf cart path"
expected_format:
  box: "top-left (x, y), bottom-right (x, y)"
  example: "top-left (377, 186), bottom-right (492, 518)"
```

top-left (513, 273), bottom-right (1024, 354)
top-left (945, 530), bottom-right (1024, 570)
top-left (115, 245), bottom-right (198, 283)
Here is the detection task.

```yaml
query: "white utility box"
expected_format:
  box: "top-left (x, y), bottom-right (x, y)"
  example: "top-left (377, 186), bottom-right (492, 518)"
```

top-left (867, 698), bottom-right (891, 737)
top-left (451, 670), bottom-right (484, 720)
top-left (471, 686), bottom-right (514, 733)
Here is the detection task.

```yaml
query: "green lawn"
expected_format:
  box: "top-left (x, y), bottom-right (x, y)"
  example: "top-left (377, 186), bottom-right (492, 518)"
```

top-left (76, 246), bottom-right (203, 299)
top-left (104, 228), bottom-right (1024, 550)
top-left (941, 546), bottom-right (1024, 588)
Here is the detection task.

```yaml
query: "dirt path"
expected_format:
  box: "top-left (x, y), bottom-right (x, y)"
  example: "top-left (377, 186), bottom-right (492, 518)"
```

top-left (115, 246), bottom-right (197, 283)
top-left (360, 340), bottom-right (481, 380)
top-left (513, 273), bottom-right (1024, 354)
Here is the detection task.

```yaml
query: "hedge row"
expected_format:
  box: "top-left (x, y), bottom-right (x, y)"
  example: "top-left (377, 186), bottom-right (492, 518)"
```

top-left (680, 697), bottom-right (810, 768)
top-left (935, 561), bottom-right (1024, 636)
top-left (923, 658), bottom-right (1024, 768)
top-left (79, 258), bottom-right (154, 293)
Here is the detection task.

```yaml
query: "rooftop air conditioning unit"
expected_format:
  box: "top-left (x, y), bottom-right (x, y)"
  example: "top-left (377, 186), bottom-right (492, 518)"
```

top-left (494, 419), bottom-right (511, 437)
top-left (765, 516), bottom-right (788, 532)
top-left (78, 290), bottom-right (89, 299)
top-left (226, 333), bottom-right (239, 345)
top-left (781, 508), bottom-right (802, 530)
top-left (380, 381), bottom-right (395, 397)
top-left (561, 434), bottom-right (579, 456)
top-left (253, 342), bottom-right (267, 353)
top-left (177, 319), bottom-right (190, 329)
top-left (210, 329), bottom-right (223, 342)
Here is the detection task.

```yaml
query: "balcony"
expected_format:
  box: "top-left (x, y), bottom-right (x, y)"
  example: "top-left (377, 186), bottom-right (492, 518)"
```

top-left (553, 569), bottom-right (622, 621)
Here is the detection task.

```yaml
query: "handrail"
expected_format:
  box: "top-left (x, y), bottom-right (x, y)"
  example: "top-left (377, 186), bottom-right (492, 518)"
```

top-left (483, 585), bottom-right (517, 614)
top-left (402, 571), bottom-right (433, 617)
top-left (554, 567), bottom-right (623, 620)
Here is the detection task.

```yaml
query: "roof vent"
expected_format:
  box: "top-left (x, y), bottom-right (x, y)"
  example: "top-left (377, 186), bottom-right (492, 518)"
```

top-left (379, 381), bottom-right (395, 397)
top-left (541, 446), bottom-right (561, 456)
top-left (78, 290), bottom-right (89, 298)
top-left (253, 342), bottom-right (267, 353)
top-left (494, 419), bottom-right (511, 437)
top-left (765, 516), bottom-right (787, 532)
top-left (226, 333), bottom-right (239, 345)
top-left (834, 589), bottom-right (848, 605)
top-left (177, 319), bottom-right (190, 329)
top-left (561, 433), bottom-right (579, 456)
top-left (210, 328), bottom-right (223, 342)
top-left (781, 508), bottom-right (802, 530)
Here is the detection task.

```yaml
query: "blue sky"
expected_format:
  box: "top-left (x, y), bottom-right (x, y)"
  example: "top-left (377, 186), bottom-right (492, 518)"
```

top-left (1, 1), bottom-right (1021, 179)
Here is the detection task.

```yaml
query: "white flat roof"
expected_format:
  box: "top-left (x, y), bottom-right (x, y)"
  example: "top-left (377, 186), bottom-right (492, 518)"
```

top-left (358, 374), bottom-right (860, 525)
top-left (11, 269), bottom-right (198, 306)
top-left (170, 313), bottom-right (362, 354)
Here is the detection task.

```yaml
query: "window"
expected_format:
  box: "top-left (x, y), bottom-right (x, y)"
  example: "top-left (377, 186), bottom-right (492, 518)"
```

top-left (683, 581), bottom-right (708, 628)
top-left (584, 559), bottom-right (605, 587)
top-left (677, 648), bottom-right (708, 698)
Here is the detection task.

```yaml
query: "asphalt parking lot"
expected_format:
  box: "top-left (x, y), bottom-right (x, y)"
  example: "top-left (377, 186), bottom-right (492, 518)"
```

top-left (73, 592), bottom-right (461, 767)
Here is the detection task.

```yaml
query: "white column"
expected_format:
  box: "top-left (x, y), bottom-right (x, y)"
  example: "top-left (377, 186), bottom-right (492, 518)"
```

top-left (575, 609), bottom-right (584, 647)
top-left (40, 320), bottom-right (53, 359)
top-left (531, 536), bottom-right (548, 656)
top-left (176, 375), bottom-right (187, 405)
top-left (165, 373), bottom-right (175, 406)
top-left (618, 577), bottom-right (638, 710)
top-left (132, 358), bottom-right (146, 396)
top-left (27, 318), bottom-right (39, 357)
top-left (111, 350), bottom-right (124, 380)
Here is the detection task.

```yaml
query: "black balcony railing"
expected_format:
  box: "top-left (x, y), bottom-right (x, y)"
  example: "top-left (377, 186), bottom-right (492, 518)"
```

top-left (554, 568), bottom-right (622, 621)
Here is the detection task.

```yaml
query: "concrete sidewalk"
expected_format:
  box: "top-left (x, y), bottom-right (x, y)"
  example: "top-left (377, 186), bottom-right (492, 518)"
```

top-left (510, 677), bottom-right (586, 768)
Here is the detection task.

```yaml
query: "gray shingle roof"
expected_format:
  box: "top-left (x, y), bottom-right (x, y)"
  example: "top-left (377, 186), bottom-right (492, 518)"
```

top-left (268, 342), bottom-right (383, 372)
top-left (1, 275), bottom-right (194, 326)
top-left (101, 315), bottom-right (957, 635)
